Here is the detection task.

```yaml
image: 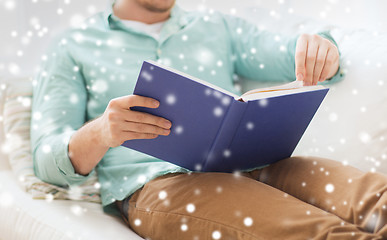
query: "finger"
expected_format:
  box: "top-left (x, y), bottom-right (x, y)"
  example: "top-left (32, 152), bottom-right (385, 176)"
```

top-left (319, 48), bottom-right (338, 82)
top-left (125, 111), bottom-right (172, 129)
top-left (312, 43), bottom-right (329, 85)
top-left (123, 121), bottom-right (171, 136)
top-left (304, 37), bottom-right (319, 86)
top-left (111, 95), bottom-right (160, 109)
top-left (295, 34), bottom-right (308, 81)
top-left (123, 132), bottom-right (159, 141)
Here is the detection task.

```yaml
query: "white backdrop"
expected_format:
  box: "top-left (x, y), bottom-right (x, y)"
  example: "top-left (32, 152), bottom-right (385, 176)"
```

top-left (0, 0), bottom-right (386, 79)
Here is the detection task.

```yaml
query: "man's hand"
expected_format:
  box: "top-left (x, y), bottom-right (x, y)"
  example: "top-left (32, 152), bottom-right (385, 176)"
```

top-left (97, 95), bottom-right (172, 148)
top-left (295, 34), bottom-right (340, 86)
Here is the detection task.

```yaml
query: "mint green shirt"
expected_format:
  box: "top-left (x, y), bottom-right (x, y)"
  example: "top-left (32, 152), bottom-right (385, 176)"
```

top-left (31, 5), bottom-right (344, 211)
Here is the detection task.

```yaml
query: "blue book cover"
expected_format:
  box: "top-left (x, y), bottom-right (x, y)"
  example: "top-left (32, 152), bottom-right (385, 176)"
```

top-left (122, 61), bottom-right (329, 172)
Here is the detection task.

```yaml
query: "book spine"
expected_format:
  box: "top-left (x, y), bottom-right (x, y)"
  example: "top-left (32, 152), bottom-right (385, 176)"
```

top-left (202, 99), bottom-right (248, 171)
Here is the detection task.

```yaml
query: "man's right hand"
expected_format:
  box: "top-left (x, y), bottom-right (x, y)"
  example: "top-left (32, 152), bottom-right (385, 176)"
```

top-left (97, 95), bottom-right (172, 148)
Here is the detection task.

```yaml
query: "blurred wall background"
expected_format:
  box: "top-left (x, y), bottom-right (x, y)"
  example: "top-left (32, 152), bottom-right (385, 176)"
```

top-left (0, 0), bottom-right (386, 79)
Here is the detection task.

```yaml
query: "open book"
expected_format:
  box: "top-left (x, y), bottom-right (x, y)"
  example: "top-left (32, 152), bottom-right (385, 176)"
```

top-left (122, 61), bottom-right (328, 172)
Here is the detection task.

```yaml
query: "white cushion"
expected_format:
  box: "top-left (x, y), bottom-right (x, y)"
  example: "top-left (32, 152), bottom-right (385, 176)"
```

top-left (0, 170), bottom-right (143, 240)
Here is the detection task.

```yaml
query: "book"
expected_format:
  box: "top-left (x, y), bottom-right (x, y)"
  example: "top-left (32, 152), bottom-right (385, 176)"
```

top-left (122, 60), bottom-right (329, 172)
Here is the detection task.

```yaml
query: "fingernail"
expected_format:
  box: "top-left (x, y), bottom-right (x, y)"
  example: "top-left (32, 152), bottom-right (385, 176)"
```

top-left (297, 73), bottom-right (304, 81)
top-left (153, 100), bottom-right (160, 107)
top-left (319, 77), bottom-right (325, 82)
top-left (164, 121), bottom-right (172, 128)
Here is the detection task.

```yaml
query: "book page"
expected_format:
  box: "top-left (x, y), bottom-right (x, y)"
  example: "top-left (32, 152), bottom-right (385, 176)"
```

top-left (241, 80), bottom-right (304, 96)
top-left (239, 81), bottom-right (325, 102)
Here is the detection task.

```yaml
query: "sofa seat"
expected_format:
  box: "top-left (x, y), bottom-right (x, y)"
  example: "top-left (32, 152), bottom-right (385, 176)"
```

top-left (0, 170), bottom-right (143, 240)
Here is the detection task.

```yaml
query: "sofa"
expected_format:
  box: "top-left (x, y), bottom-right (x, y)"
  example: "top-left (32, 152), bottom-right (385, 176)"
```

top-left (1, 6), bottom-right (386, 240)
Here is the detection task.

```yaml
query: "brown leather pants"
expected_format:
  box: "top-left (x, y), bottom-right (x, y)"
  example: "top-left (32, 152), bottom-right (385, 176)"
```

top-left (118, 157), bottom-right (387, 240)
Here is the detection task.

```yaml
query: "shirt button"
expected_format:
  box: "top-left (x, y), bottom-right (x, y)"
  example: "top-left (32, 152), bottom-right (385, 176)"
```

top-left (157, 48), bottom-right (162, 55)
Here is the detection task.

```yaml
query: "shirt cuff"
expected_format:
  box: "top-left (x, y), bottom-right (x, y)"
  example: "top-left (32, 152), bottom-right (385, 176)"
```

top-left (52, 130), bottom-right (95, 186)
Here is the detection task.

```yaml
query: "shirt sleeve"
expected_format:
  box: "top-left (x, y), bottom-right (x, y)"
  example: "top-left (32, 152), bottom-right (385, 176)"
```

top-left (222, 14), bottom-right (345, 83)
top-left (30, 34), bottom-right (94, 187)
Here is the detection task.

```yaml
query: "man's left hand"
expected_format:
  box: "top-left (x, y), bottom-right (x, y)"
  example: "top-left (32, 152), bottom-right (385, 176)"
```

top-left (295, 34), bottom-right (340, 86)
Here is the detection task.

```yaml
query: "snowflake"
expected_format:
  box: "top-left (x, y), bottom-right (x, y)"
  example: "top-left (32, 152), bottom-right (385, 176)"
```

top-left (137, 175), bottom-right (146, 184)
top-left (181, 224), bottom-right (188, 231)
top-left (8, 63), bottom-right (20, 75)
top-left (246, 122), bottom-right (254, 130)
top-left (42, 144), bottom-right (51, 153)
top-left (258, 98), bottom-right (268, 107)
top-left (213, 91), bottom-right (222, 99)
top-left (4, 0), bottom-right (16, 10)
top-left (244, 217), bottom-right (253, 227)
top-left (223, 149), bottom-right (231, 158)
top-left (70, 204), bottom-right (85, 216)
top-left (166, 94), bottom-right (177, 105)
top-left (325, 183), bottom-right (335, 193)
top-left (94, 182), bottom-right (101, 189)
top-left (186, 203), bottom-right (195, 213)
top-left (57, 8), bottom-right (64, 15)
top-left (68, 186), bottom-right (83, 200)
top-left (45, 193), bottom-right (54, 203)
top-left (174, 125), bottom-right (184, 135)
top-left (91, 79), bottom-right (108, 93)
top-left (72, 32), bottom-right (84, 43)
top-left (115, 58), bottom-right (123, 65)
top-left (18, 96), bottom-right (31, 107)
top-left (221, 96), bottom-right (230, 106)
top-left (212, 231), bottom-right (221, 240)
top-left (196, 48), bottom-right (214, 65)
top-left (134, 218), bottom-right (142, 226)
top-left (213, 107), bottom-right (223, 117)
top-left (194, 189), bottom-right (201, 195)
top-left (329, 112), bottom-right (338, 122)
top-left (194, 164), bottom-right (202, 171)
top-left (159, 58), bottom-right (172, 66)
top-left (158, 190), bottom-right (167, 200)
top-left (359, 132), bottom-right (371, 143)
top-left (69, 94), bottom-right (79, 104)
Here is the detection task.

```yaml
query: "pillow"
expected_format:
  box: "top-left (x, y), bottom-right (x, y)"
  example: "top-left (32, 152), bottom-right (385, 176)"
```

top-left (2, 77), bottom-right (101, 202)
top-left (0, 80), bottom-right (11, 171)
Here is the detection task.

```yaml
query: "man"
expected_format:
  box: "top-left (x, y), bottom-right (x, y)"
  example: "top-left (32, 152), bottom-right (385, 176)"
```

top-left (31, 0), bottom-right (387, 239)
